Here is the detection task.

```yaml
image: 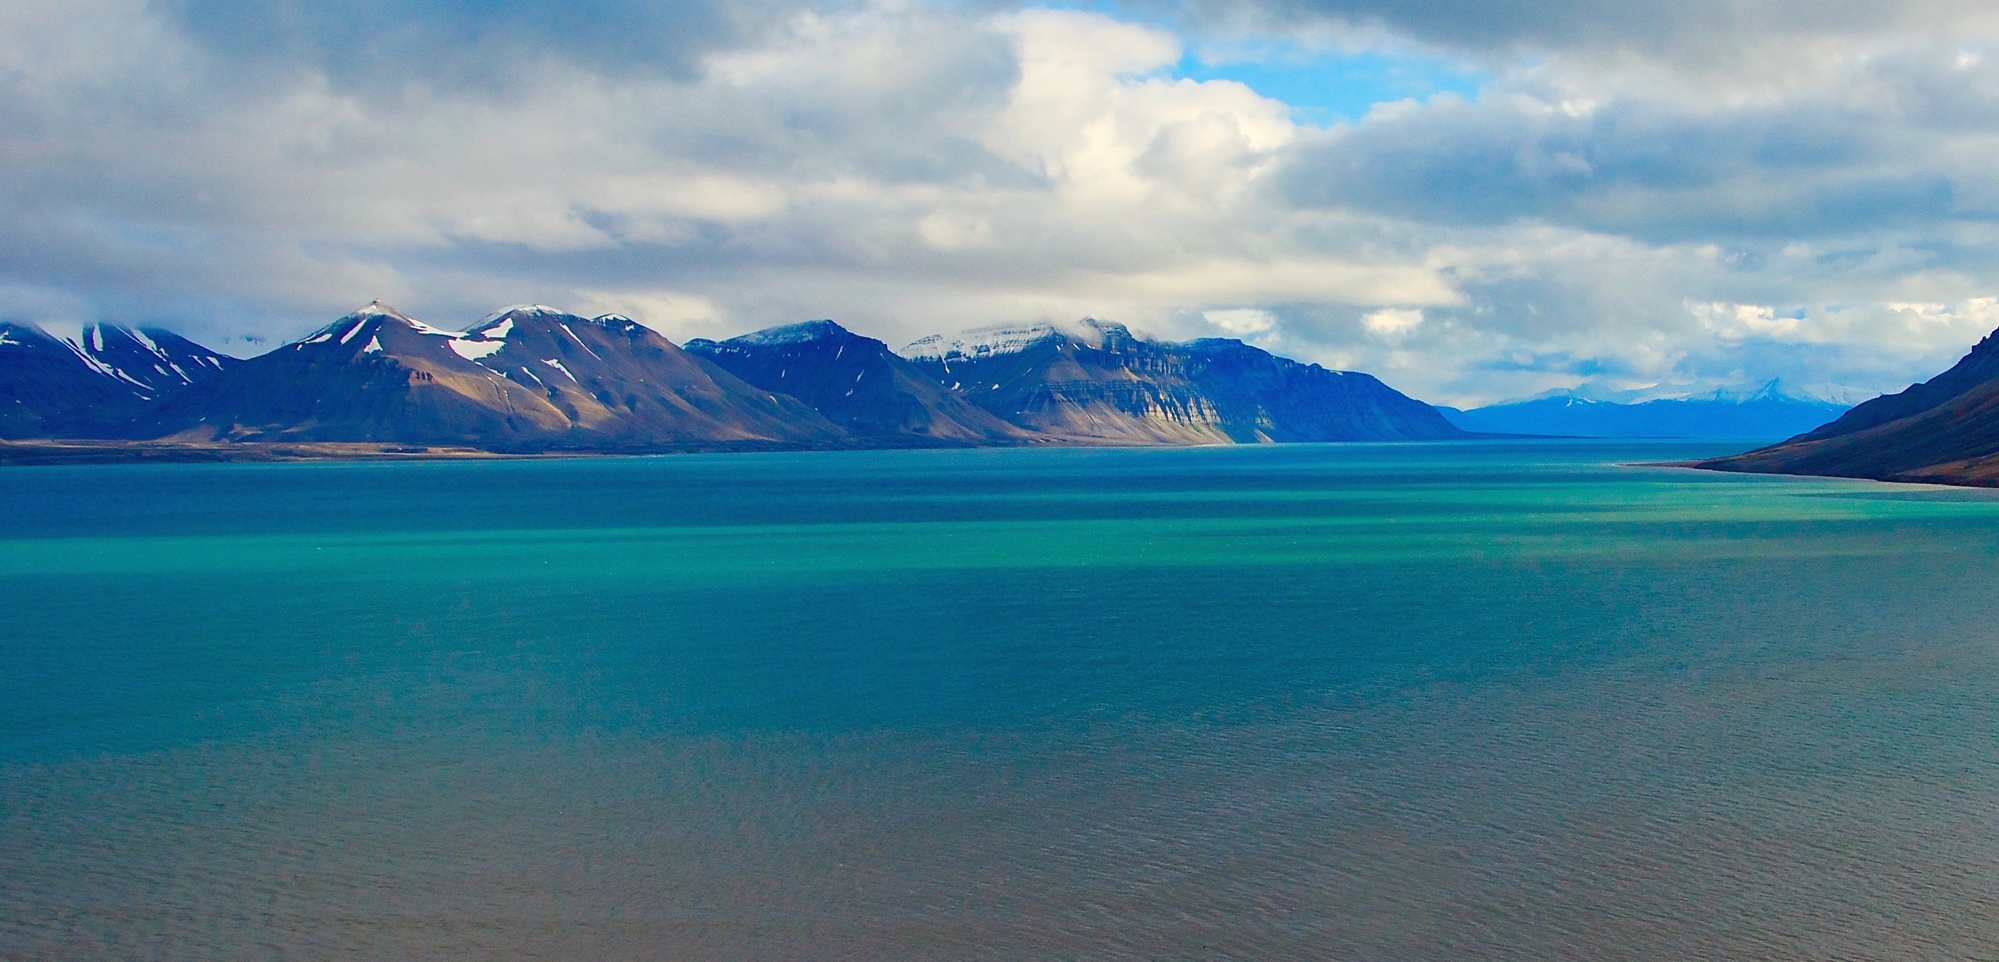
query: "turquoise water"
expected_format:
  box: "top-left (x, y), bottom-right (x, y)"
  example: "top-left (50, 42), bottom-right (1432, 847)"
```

top-left (7, 440), bottom-right (1999, 958)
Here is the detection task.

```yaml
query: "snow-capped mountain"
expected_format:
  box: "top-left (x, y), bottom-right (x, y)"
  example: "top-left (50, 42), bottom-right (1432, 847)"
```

top-left (898, 319), bottom-right (1465, 443)
top-left (901, 323), bottom-right (1067, 365)
top-left (0, 321), bottom-right (236, 438)
top-left (1437, 380), bottom-right (1852, 439)
top-left (50, 323), bottom-right (238, 399)
top-left (686, 320), bottom-right (1026, 443)
top-left (142, 302), bottom-right (842, 449)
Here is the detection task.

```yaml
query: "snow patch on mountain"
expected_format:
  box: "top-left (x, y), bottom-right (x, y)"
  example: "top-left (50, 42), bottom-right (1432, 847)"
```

top-left (728, 320), bottom-right (848, 347)
top-left (900, 324), bottom-right (1061, 363)
top-left (449, 339), bottom-right (505, 361)
top-left (404, 317), bottom-right (462, 338)
top-left (479, 304), bottom-right (566, 324)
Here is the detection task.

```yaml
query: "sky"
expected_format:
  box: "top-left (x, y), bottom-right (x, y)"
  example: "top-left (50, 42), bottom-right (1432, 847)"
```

top-left (8, 0), bottom-right (1999, 404)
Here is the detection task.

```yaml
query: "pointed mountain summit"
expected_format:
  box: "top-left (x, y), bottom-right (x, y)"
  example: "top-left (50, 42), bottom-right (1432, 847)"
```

top-left (686, 320), bottom-right (1026, 443)
top-left (900, 319), bottom-right (1464, 443)
top-left (1698, 326), bottom-right (1999, 484)
top-left (0, 321), bottom-right (235, 438)
top-left (143, 303), bottom-right (842, 449)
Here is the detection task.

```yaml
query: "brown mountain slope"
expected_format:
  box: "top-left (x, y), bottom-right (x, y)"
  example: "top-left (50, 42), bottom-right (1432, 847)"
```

top-left (901, 320), bottom-right (1465, 444)
top-left (141, 303), bottom-right (843, 450)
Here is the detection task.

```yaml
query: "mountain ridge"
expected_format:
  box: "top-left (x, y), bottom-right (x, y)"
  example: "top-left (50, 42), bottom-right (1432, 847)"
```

top-left (0, 303), bottom-right (1549, 457)
top-left (685, 320), bottom-right (1028, 444)
top-left (0, 321), bottom-right (237, 439)
top-left (1440, 381), bottom-right (1851, 439)
top-left (1696, 327), bottom-right (1999, 485)
top-left (899, 320), bottom-right (1467, 444)
top-left (140, 303), bottom-right (845, 450)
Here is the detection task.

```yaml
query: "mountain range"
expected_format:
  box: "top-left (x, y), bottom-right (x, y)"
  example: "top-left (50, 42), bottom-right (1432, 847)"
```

top-left (1437, 381), bottom-right (1851, 439)
top-left (139, 303), bottom-right (842, 451)
top-left (1698, 327), bottom-right (1999, 485)
top-left (0, 304), bottom-right (1465, 455)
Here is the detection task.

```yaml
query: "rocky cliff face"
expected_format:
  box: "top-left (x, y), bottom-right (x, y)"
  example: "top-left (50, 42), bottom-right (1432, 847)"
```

top-left (143, 303), bottom-right (843, 449)
top-left (901, 320), bottom-right (1465, 444)
top-left (686, 321), bottom-right (1026, 443)
top-left (1697, 328), bottom-right (1999, 484)
top-left (1177, 338), bottom-right (1469, 442)
top-left (0, 322), bottom-right (236, 438)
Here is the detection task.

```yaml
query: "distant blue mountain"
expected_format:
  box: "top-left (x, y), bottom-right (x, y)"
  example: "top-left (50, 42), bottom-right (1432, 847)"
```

top-left (1438, 381), bottom-right (1852, 439)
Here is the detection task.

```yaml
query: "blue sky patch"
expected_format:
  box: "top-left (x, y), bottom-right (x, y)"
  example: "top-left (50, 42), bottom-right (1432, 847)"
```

top-left (1175, 46), bottom-right (1486, 125)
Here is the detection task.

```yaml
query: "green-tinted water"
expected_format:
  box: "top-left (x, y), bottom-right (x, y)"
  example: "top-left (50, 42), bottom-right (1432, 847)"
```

top-left (5, 441), bottom-right (1999, 959)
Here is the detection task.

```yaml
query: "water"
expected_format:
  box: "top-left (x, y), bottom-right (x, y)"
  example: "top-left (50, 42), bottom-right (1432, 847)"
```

top-left (6, 440), bottom-right (1999, 959)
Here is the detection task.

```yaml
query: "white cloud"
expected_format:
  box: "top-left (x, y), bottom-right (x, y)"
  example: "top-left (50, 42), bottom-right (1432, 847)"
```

top-left (1689, 301), bottom-right (1806, 343)
top-left (570, 290), bottom-right (725, 338)
top-left (917, 212), bottom-right (994, 250)
top-left (5, 0), bottom-right (1999, 405)
top-left (1204, 308), bottom-right (1277, 335)
top-left (1362, 308), bottom-right (1425, 339)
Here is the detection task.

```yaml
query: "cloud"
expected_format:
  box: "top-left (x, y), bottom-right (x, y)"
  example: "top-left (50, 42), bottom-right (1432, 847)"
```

top-left (1161, 0), bottom-right (1999, 71)
top-left (1204, 308), bottom-right (1277, 334)
top-left (1361, 307), bottom-right (1423, 339)
top-left (155, 0), bottom-right (804, 88)
top-left (5, 0), bottom-right (1999, 406)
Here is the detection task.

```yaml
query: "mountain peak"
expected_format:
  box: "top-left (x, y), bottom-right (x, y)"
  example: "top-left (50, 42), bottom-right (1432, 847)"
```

top-left (900, 324), bottom-right (1061, 363)
top-left (479, 304), bottom-right (573, 325)
top-left (728, 320), bottom-right (853, 346)
top-left (1071, 317), bottom-right (1135, 346)
top-left (350, 300), bottom-right (410, 321)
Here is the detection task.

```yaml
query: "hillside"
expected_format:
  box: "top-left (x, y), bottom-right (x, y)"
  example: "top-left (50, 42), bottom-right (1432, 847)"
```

top-left (142, 303), bottom-right (843, 450)
top-left (1696, 329), bottom-right (1999, 484)
top-left (686, 321), bottom-right (1026, 443)
top-left (0, 322), bottom-right (236, 438)
top-left (901, 320), bottom-right (1464, 444)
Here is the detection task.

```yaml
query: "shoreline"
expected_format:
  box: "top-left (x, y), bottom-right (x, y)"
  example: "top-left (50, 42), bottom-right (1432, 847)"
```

top-left (1658, 457), bottom-right (1999, 490)
top-left (1, 436), bottom-right (1745, 467)
top-left (0, 434), bottom-right (1098, 465)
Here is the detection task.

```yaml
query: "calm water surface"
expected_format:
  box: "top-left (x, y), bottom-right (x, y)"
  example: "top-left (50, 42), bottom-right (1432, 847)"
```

top-left (6, 440), bottom-right (1999, 959)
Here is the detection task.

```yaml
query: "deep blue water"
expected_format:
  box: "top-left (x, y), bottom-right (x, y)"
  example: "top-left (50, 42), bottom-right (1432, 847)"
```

top-left (6, 440), bottom-right (1999, 959)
